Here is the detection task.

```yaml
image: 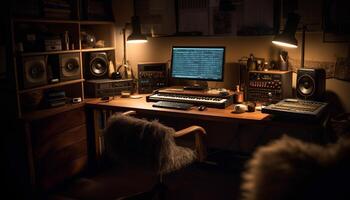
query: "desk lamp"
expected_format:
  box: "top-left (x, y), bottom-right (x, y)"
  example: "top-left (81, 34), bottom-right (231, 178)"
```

top-left (272, 13), bottom-right (306, 68)
top-left (273, 13), bottom-right (326, 100)
top-left (126, 16), bottom-right (148, 43)
top-left (113, 16), bottom-right (148, 79)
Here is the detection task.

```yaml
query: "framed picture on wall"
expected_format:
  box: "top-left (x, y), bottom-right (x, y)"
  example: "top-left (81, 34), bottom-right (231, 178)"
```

top-left (134, 0), bottom-right (176, 36)
top-left (175, 0), bottom-right (278, 36)
top-left (323, 0), bottom-right (350, 42)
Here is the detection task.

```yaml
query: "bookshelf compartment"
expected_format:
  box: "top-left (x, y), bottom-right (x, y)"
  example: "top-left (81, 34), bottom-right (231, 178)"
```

top-left (80, 0), bottom-right (113, 21)
top-left (80, 24), bottom-right (116, 49)
top-left (20, 81), bottom-right (84, 114)
top-left (16, 53), bottom-right (83, 91)
top-left (12, 0), bottom-right (79, 20)
top-left (13, 21), bottom-right (80, 53)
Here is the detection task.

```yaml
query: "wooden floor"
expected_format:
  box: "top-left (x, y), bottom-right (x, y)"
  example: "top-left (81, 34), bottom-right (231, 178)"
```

top-left (164, 164), bottom-right (243, 200)
top-left (47, 150), bottom-right (247, 200)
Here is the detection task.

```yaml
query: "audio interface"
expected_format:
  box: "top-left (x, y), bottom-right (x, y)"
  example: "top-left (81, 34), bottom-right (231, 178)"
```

top-left (247, 70), bottom-right (292, 103)
top-left (138, 63), bottom-right (167, 94)
top-left (85, 79), bottom-right (133, 97)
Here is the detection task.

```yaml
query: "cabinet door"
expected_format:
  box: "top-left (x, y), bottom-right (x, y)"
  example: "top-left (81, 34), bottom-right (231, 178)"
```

top-left (11, 0), bottom-right (80, 20)
top-left (29, 107), bottom-right (88, 190)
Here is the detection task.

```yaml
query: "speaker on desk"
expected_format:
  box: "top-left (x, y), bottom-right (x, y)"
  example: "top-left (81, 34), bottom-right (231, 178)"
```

top-left (22, 56), bottom-right (48, 88)
top-left (296, 68), bottom-right (326, 101)
top-left (59, 53), bottom-right (81, 81)
top-left (85, 52), bottom-right (109, 79)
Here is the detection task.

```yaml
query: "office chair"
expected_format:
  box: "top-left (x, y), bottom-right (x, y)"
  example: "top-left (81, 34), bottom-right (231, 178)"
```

top-left (103, 111), bottom-right (207, 199)
top-left (240, 135), bottom-right (350, 200)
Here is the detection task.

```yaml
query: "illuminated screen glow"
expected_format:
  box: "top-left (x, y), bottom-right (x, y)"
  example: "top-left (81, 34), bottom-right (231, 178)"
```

top-left (171, 46), bottom-right (225, 81)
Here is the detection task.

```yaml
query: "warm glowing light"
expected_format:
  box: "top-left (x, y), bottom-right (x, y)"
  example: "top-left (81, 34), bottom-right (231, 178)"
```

top-left (126, 39), bottom-right (148, 44)
top-left (272, 41), bottom-right (298, 48)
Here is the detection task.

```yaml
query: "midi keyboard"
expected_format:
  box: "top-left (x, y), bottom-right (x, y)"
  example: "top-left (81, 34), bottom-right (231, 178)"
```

top-left (146, 90), bottom-right (233, 108)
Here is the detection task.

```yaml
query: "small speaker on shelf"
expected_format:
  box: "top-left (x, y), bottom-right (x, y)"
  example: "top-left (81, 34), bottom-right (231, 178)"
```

top-left (296, 68), bottom-right (326, 101)
top-left (84, 52), bottom-right (109, 79)
top-left (59, 53), bottom-right (81, 81)
top-left (22, 56), bottom-right (48, 89)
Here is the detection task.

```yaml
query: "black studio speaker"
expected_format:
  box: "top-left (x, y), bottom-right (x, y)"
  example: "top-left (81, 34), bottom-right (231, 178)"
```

top-left (22, 56), bottom-right (48, 88)
top-left (59, 53), bottom-right (81, 81)
top-left (296, 68), bottom-right (326, 101)
top-left (85, 52), bottom-right (109, 79)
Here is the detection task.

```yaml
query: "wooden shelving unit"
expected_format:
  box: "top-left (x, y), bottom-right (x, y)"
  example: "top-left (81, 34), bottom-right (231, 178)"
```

top-left (12, 18), bottom-right (80, 24)
top-left (21, 100), bottom-right (86, 121)
top-left (18, 79), bottom-right (84, 94)
top-left (79, 20), bottom-right (115, 25)
top-left (81, 47), bottom-right (115, 52)
top-left (20, 50), bottom-right (81, 56)
top-left (10, 15), bottom-right (116, 118)
top-left (7, 0), bottom-right (116, 194)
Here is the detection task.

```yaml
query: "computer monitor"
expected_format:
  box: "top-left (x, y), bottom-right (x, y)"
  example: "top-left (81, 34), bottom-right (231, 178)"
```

top-left (170, 46), bottom-right (225, 84)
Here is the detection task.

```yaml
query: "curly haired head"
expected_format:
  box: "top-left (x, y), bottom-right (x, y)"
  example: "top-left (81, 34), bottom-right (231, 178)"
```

top-left (241, 135), bottom-right (350, 200)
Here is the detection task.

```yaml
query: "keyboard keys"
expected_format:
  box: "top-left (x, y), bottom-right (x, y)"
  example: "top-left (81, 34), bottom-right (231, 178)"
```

top-left (146, 92), bottom-right (233, 108)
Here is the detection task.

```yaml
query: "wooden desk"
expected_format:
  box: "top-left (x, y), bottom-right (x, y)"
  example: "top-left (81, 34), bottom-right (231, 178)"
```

top-left (85, 95), bottom-right (327, 163)
top-left (86, 95), bottom-right (270, 122)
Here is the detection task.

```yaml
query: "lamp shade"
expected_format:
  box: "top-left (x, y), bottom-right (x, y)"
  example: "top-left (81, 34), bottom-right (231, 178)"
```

top-left (127, 16), bottom-right (148, 43)
top-left (272, 13), bottom-right (300, 48)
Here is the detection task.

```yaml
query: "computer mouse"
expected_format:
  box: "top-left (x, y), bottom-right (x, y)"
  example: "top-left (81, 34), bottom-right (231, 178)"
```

top-left (101, 96), bottom-right (110, 101)
top-left (198, 105), bottom-right (207, 111)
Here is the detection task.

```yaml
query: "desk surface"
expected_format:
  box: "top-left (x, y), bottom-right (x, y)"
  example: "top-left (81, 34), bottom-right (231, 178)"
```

top-left (86, 95), bottom-right (327, 152)
top-left (86, 95), bottom-right (270, 123)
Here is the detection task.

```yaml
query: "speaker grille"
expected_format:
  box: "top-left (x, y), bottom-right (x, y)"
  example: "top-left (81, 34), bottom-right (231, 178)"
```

top-left (90, 59), bottom-right (107, 76)
top-left (296, 68), bottom-right (326, 100)
top-left (23, 56), bottom-right (48, 88)
top-left (85, 52), bottom-right (109, 79)
top-left (297, 74), bottom-right (315, 96)
top-left (60, 53), bottom-right (81, 81)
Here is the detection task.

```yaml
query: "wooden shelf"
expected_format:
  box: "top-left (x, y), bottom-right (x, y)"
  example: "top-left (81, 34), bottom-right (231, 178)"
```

top-left (19, 79), bottom-right (84, 94)
top-left (13, 18), bottom-right (115, 25)
top-left (81, 47), bottom-right (115, 52)
top-left (21, 101), bottom-right (86, 121)
top-left (79, 20), bottom-right (115, 25)
top-left (20, 50), bottom-right (81, 56)
top-left (18, 47), bottom-right (116, 56)
top-left (13, 18), bottom-right (80, 24)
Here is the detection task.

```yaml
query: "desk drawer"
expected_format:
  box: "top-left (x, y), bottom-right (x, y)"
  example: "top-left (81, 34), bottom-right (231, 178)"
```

top-left (28, 108), bottom-right (88, 190)
top-left (34, 125), bottom-right (88, 190)
top-left (33, 124), bottom-right (87, 159)
top-left (31, 108), bottom-right (86, 146)
top-left (38, 156), bottom-right (88, 190)
top-left (36, 139), bottom-right (88, 176)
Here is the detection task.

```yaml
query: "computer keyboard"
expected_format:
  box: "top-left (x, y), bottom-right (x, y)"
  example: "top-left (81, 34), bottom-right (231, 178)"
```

top-left (152, 101), bottom-right (193, 110)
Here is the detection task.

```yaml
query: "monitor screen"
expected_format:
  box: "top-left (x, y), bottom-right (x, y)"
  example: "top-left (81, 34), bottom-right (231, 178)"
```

top-left (171, 46), bottom-right (225, 81)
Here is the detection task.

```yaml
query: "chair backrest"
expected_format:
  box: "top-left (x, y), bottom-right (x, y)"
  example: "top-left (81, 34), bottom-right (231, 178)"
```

top-left (241, 135), bottom-right (350, 200)
top-left (103, 113), bottom-right (197, 175)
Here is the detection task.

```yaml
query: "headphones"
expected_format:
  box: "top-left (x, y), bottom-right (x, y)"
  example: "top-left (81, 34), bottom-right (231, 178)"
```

top-left (112, 63), bottom-right (134, 80)
top-left (110, 64), bottom-right (126, 80)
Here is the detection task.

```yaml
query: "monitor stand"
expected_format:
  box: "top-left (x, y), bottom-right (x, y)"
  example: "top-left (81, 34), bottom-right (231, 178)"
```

top-left (183, 81), bottom-right (208, 90)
